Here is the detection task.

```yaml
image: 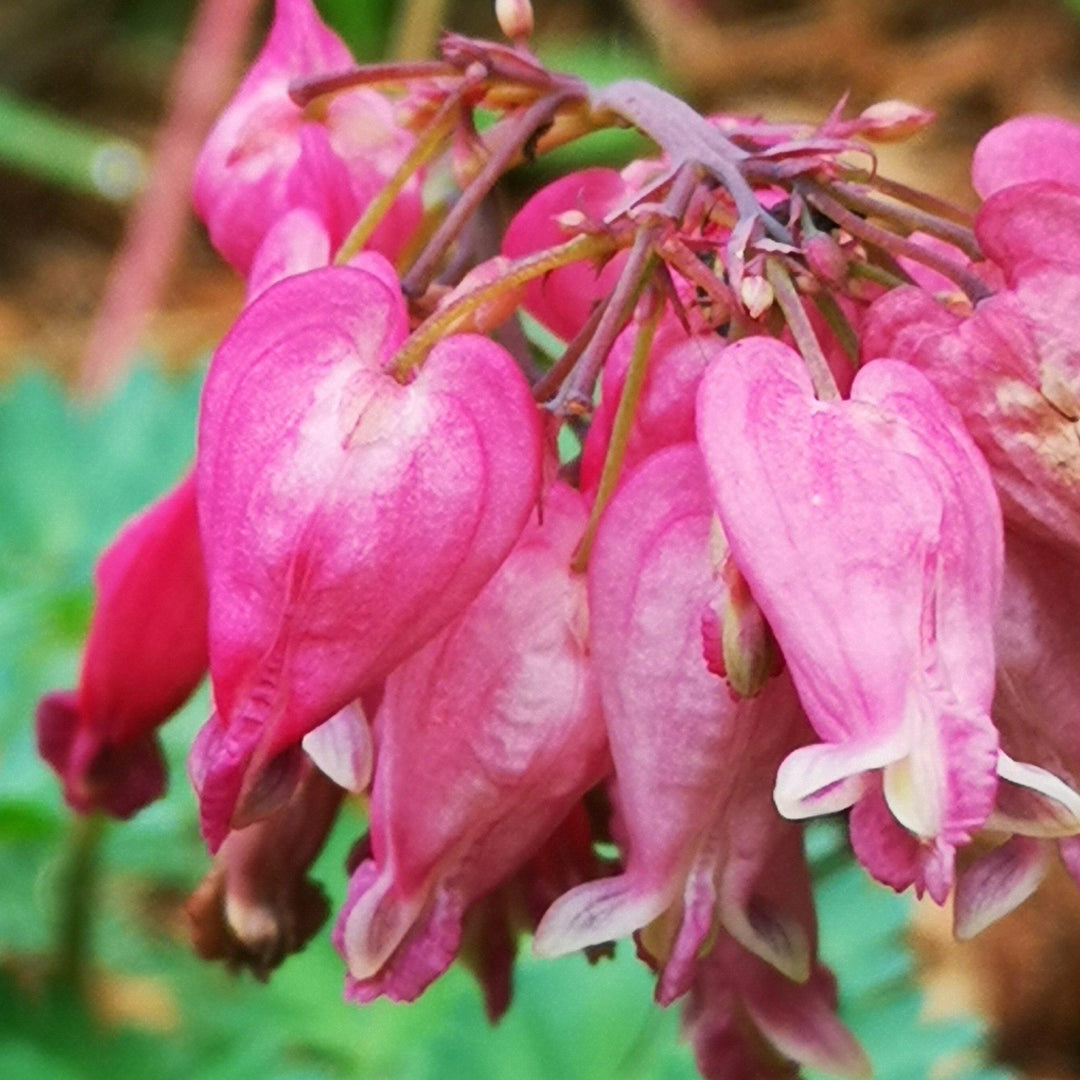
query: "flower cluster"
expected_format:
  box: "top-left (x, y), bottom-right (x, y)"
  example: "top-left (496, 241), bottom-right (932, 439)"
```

top-left (37, 1), bottom-right (1080, 1075)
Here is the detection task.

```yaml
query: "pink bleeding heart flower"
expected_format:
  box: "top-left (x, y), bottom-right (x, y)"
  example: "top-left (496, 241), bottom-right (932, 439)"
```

top-left (954, 530), bottom-right (1080, 939)
top-left (192, 0), bottom-right (419, 274)
top-left (972, 115), bottom-right (1080, 200)
top-left (37, 474), bottom-right (208, 818)
top-left (502, 167), bottom-right (629, 341)
top-left (193, 265), bottom-right (541, 850)
top-left (695, 339), bottom-right (1074, 902)
top-left (334, 482), bottom-right (608, 1003)
top-left (534, 444), bottom-right (812, 1003)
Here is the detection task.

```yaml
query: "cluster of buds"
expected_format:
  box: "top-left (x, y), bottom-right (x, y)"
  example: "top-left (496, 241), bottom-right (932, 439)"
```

top-left (37, 0), bottom-right (1080, 1075)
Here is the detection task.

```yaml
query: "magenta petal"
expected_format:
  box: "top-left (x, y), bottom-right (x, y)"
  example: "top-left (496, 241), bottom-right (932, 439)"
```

top-left (36, 474), bottom-right (207, 818)
top-left (972, 115), bottom-right (1080, 199)
top-left (502, 167), bottom-right (628, 341)
top-left (195, 267), bottom-right (541, 847)
top-left (954, 835), bottom-right (1048, 940)
top-left (976, 182), bottom-right (1080, 278)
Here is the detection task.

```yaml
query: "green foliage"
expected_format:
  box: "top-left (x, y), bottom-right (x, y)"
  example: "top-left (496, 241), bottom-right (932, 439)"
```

top-left (0, 369), bottom-right (1011, 1079)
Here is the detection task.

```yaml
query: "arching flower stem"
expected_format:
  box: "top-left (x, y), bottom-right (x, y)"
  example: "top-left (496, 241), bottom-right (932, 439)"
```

top-left (401, 89), bottom-right (583, 298)
top-left (803, 183), bottom-right (993, 304)
top-left (389, 231), bottom-right (626, 381)
top-left (765, 257), bottom-right (840, 402)
top-left (570, 289), bottom-right (665, 573)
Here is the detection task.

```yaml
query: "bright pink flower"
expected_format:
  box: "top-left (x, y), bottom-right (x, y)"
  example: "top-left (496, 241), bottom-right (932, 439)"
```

top-left (193, 266), bottom-right (541, 849)
top-left (502, 167), bottom-right (629, 341)
top-left (972, 115), bottom-right (1080, 199)
top-left (534, 445), bottom-right (811, 1002)
top-left (334, 482), bottom-right (607, 1002)
top-left (696, 340), bottom-right (1035, 901)
top-left (192, 0), bottom-right (419, 273)
top-left (954, 530), bottom-right (1080, 938)
top-left (37, 475), bottom-right (208, 818)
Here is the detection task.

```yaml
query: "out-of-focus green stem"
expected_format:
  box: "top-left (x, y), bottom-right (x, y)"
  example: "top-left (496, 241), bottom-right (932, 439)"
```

top-left (49, 813), bottom-right (106, 1002)
top-left (0, 88), bottom-right (144, 202)
top-left (391, 0), bottom-right (450, 60)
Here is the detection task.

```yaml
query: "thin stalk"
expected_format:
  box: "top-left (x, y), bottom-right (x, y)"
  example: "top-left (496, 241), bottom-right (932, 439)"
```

top-left (552, 163), bottom-right (701, 414)
top-left (571, 294), bottom-right (664, 572)
top-left (401, 90), bottom-right (581, 297)
top-left (532, 301), bottom-right (609, 402)
top-left (334, 103), bottom-right (458, 264)
top-left (849, 260), bottom-right (910, 289)
top-left (830, 182), bottom-right (981, 260)
top-left (840, 168), bottom-right (974, 227)
top-left (804, 184), bottom-right (993, 304)
top-left (766, 258), bottom-right (840, 401)
top-left (289, 61), bottom-right (455, 108)
top-left (389, 232), bottom-right (625, 380)
top-left (811, 291), bottom-right (859, 365)
top-left (48, 813), bottom-right (106, 1002)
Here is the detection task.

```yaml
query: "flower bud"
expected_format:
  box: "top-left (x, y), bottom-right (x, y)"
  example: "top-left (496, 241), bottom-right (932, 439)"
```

top-left (739, 275), bottom-right (774, 319)
top-left (856, 100), bottom-right (934, 142)
top-left (495, 0), bottom-right (534, 43)
top-left (804, 232), bottom-right (847, 288)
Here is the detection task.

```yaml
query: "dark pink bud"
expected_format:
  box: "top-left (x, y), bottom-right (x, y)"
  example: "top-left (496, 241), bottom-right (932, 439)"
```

top-left (37, 474), bottom-right (208, 818)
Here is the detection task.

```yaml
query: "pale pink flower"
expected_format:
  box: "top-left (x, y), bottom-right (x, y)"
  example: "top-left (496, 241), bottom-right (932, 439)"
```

top-left (696, 339), bottom-right (1077, 901)
top-left (534, 445), bottom-right (811, 1002)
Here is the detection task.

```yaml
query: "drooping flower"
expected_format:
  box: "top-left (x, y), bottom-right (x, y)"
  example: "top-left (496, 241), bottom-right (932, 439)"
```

top-left (192, 0), bottom-right (419, 273)
top-left (334, 482), bottom-right (608, 1003)
top-left (697, 338), bottom-right (1080, 901)
top-left (37, 474), bottom-right (208, 818)
top-left (534, 445), bottom-right (811, 1003)
top-left (193, 266), bottom-right (542, 849)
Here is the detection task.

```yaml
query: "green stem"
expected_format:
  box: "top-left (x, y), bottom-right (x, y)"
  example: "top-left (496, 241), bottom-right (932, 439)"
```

top-left (334, 103), bottom-right (457, 264)
top-left (571, 293), bottom-right (664, 572)
top-left (49, 813), bottom-right (106, 1002)
top-left (389, 232), bottom-right (625, 380)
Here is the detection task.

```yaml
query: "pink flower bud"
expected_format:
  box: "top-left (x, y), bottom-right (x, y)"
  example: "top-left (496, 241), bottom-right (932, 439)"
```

top-left (803, 232), bottom-right (847, 287)
top-left (856, 100), bottom-right (934, 142)
top-left (37, 475), bottom-right (208, 818)
top-left (495, 0), bottom-right (534, 42)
